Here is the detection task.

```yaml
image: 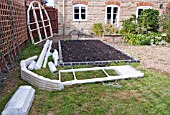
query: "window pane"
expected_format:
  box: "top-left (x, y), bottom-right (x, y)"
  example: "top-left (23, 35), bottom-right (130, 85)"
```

top-left (107, 7), bottom-right (111, 13)
top-left (81, 14), bottom-right (86, 19)
top-left (74, 7), bottom-right (79, 13)
top-left (107, 14), bottom-right (111, 19)
top-left (74, 14), bottom-right (79, 19)
top-left (113, 14), bottom-right (117, 25)
top-left (138, 9), bottom-right (143, 16)
top-left (113, 7), bottom-right (118, 13)
top-left (113, 14), bottom-right (117, 20)
top-left (81, 7), bottom-right (86, 13)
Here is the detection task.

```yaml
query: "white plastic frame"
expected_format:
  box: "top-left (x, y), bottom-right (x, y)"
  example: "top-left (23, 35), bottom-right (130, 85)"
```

top-left (59, 66), bottom-right (144, 85)
top-left (27, 1), bottom-right (53, 44)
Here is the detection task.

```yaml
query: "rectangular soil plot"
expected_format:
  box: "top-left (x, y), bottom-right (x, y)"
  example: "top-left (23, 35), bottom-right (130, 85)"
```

top-left (59, 40), bottom-right (139, 66)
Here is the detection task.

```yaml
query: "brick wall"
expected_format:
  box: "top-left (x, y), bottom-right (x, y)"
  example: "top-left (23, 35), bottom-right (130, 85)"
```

top-left (0, 0), bottom-right (28, 67)
top-left (57, 0), bottom-right (168, 35)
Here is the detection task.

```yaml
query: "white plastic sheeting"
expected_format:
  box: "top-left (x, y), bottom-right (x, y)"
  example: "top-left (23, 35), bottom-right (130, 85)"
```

top-left (2, 86), bottom-right (35, 115)
top-left (48, 62), bottom-right (57, 73)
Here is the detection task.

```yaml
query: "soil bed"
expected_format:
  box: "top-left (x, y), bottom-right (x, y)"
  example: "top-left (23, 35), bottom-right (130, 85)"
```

top-left (59, 40), bottom-right (138, 65)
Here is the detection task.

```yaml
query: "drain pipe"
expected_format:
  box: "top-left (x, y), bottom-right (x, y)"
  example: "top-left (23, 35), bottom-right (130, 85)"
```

top-left (63, 0), bottom-right (65, 35)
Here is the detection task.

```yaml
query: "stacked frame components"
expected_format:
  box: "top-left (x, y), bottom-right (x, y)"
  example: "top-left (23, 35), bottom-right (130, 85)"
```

top-left (0, 0), bottom-right (28, 69)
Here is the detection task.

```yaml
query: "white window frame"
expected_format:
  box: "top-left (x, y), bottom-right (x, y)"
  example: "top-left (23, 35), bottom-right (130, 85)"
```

top-left (73, 4), bottom-right (87, 21)
top-left (136, 6), bottom-right (152, 19)
top-left (105, 5), bottom-right (120, 27)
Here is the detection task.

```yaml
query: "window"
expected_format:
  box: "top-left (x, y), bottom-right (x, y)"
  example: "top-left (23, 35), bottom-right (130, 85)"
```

top-left (136, 6), bottom-right (152, 18)
top-left (73, 4), bottom-right (87, 21)
top-left (105, 5), bottom-right (120, 27)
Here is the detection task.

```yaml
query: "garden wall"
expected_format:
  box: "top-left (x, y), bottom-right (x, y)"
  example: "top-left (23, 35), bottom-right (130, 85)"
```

top-left (0, 0), bottom-right (28, 67)
top-left (56, 0), bottom-right (168, 35)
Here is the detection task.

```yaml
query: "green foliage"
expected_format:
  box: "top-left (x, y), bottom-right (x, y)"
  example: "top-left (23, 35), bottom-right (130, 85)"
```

top-left (91, 23), bottom-right (103, 36)
top-left (137, 9), bottom-right (159, 33)
top-left (20, 42), bottom-right (42, 60)
top-left (160, 9), bottom-right (170, 41)
top-left (121, 14), bottom-right (137, 34)
top-left (121, 9), bottom-right (161, 45)
top-left (103, 23), bottom-right (117, 35)
top-left (123, 32), bottom-right (166, 45)
top-left (121, 9), bottom-right (159, 35)
top-left (92, 23), bottom-right (118, 36)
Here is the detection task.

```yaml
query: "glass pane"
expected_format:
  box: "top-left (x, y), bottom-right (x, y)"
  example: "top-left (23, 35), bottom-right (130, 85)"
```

top-left (74, 14), bottom-right (79, 19)
top-left (113, 7), bottom-right (118, 13)
top-left (81, 14), bottom-right (86, 19)
top-left (74, 7), bottom-right (79, 13)
top-left (138, 9), bottom-right (143, 16)
top-left (81, 7), bottom-right (86, 13)
top-left (107, 7), bottom-right (111, 13)
top-left (113, 14), bottom-right (117, 20)
top-left (107, 14), bottom-right (111, 19)
top-left (113, 20), bottom-right (116, 25)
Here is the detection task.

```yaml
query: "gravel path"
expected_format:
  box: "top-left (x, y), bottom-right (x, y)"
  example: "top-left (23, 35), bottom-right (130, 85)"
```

top-left (112, 43), bottom-right (170, 75)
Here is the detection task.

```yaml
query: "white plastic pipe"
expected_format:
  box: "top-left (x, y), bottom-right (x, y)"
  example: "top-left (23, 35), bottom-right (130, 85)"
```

top-left (34, 40), bottom-right (50, 70)
top-left (53, 49), bottom-right (59, 66)
top-left (48, 62), bottom-right (57, 73)
top-left (24, 56), bottom-right (38, 66)
top-left (28, 61), bottom-right (36, 70)
top-left (43, 40), bottom-right (52, 68)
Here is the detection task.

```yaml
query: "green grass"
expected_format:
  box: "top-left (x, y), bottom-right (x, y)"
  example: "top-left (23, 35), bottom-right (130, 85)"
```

top-left (1, 43), bottom-right (170, 114)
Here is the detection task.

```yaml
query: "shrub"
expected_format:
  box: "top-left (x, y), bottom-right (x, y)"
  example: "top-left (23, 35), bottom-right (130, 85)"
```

top-left (123, 32), bottom-right (166, 46)
top-left (91, 23), bottom-right (103, 36)
top-left (121, 9), bottom-right (159, 35)
top-left (103, 23), bottom-right (117, 35)
top-left (121, 14), bottom-right (137, 34)
top-left (137, 9), bottom-right (159, 33)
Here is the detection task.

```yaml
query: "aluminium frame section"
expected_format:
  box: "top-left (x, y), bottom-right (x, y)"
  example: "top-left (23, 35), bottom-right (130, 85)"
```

top-left (59, 66), bottom-right (144, 86)
top-left (27, 1), bottom-right (53, 45)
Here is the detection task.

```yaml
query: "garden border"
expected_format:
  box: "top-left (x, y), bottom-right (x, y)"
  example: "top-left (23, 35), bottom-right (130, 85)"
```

top-left (20, 56), bottom-right (64, 91)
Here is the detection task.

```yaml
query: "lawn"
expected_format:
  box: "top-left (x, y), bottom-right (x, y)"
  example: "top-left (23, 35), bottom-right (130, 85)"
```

top-left (0, 43), bottom-right (170, 114)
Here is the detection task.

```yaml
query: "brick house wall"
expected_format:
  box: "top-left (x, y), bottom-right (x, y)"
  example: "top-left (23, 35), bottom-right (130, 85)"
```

top-left (56, 0), bottom-right (169, 35)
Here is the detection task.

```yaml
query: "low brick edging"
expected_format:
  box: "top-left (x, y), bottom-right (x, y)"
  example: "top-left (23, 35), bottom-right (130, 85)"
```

top-left (20, 56), bottom-right (64, 91)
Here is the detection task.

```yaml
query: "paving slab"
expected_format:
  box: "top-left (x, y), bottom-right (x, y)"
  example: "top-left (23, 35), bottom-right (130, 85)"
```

top-left (2, 86), bottom-right (35, 115)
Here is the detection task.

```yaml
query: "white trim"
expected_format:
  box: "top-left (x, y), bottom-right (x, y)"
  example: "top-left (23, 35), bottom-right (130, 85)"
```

top-left (59, 65), bottom-right (144, 85)
top-left (27, 1), bottom-right (53, 44)
top-left (136, 6), bottom-right (152, 18)
top-left (73, 4), bottom-right (88, 21)
top-left (105, 5), bottom-right (120, 27)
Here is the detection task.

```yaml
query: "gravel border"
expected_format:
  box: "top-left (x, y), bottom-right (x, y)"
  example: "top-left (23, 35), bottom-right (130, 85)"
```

top-left (112, 42), bottom-right (170, 75)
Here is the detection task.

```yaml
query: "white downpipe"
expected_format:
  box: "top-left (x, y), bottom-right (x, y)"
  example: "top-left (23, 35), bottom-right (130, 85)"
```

top-left (53, 49), bottom-right (59, 66)
top-left (35, 40), bottom-right (50, 70)
top-left (28, 61), bottom-right (36, 70)
top-left (48, 62), bottom-right (57, 73)
top-left (63, 0), bottom-right (65, 35)
top-left (43, 40), bottom-right (53, 68)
